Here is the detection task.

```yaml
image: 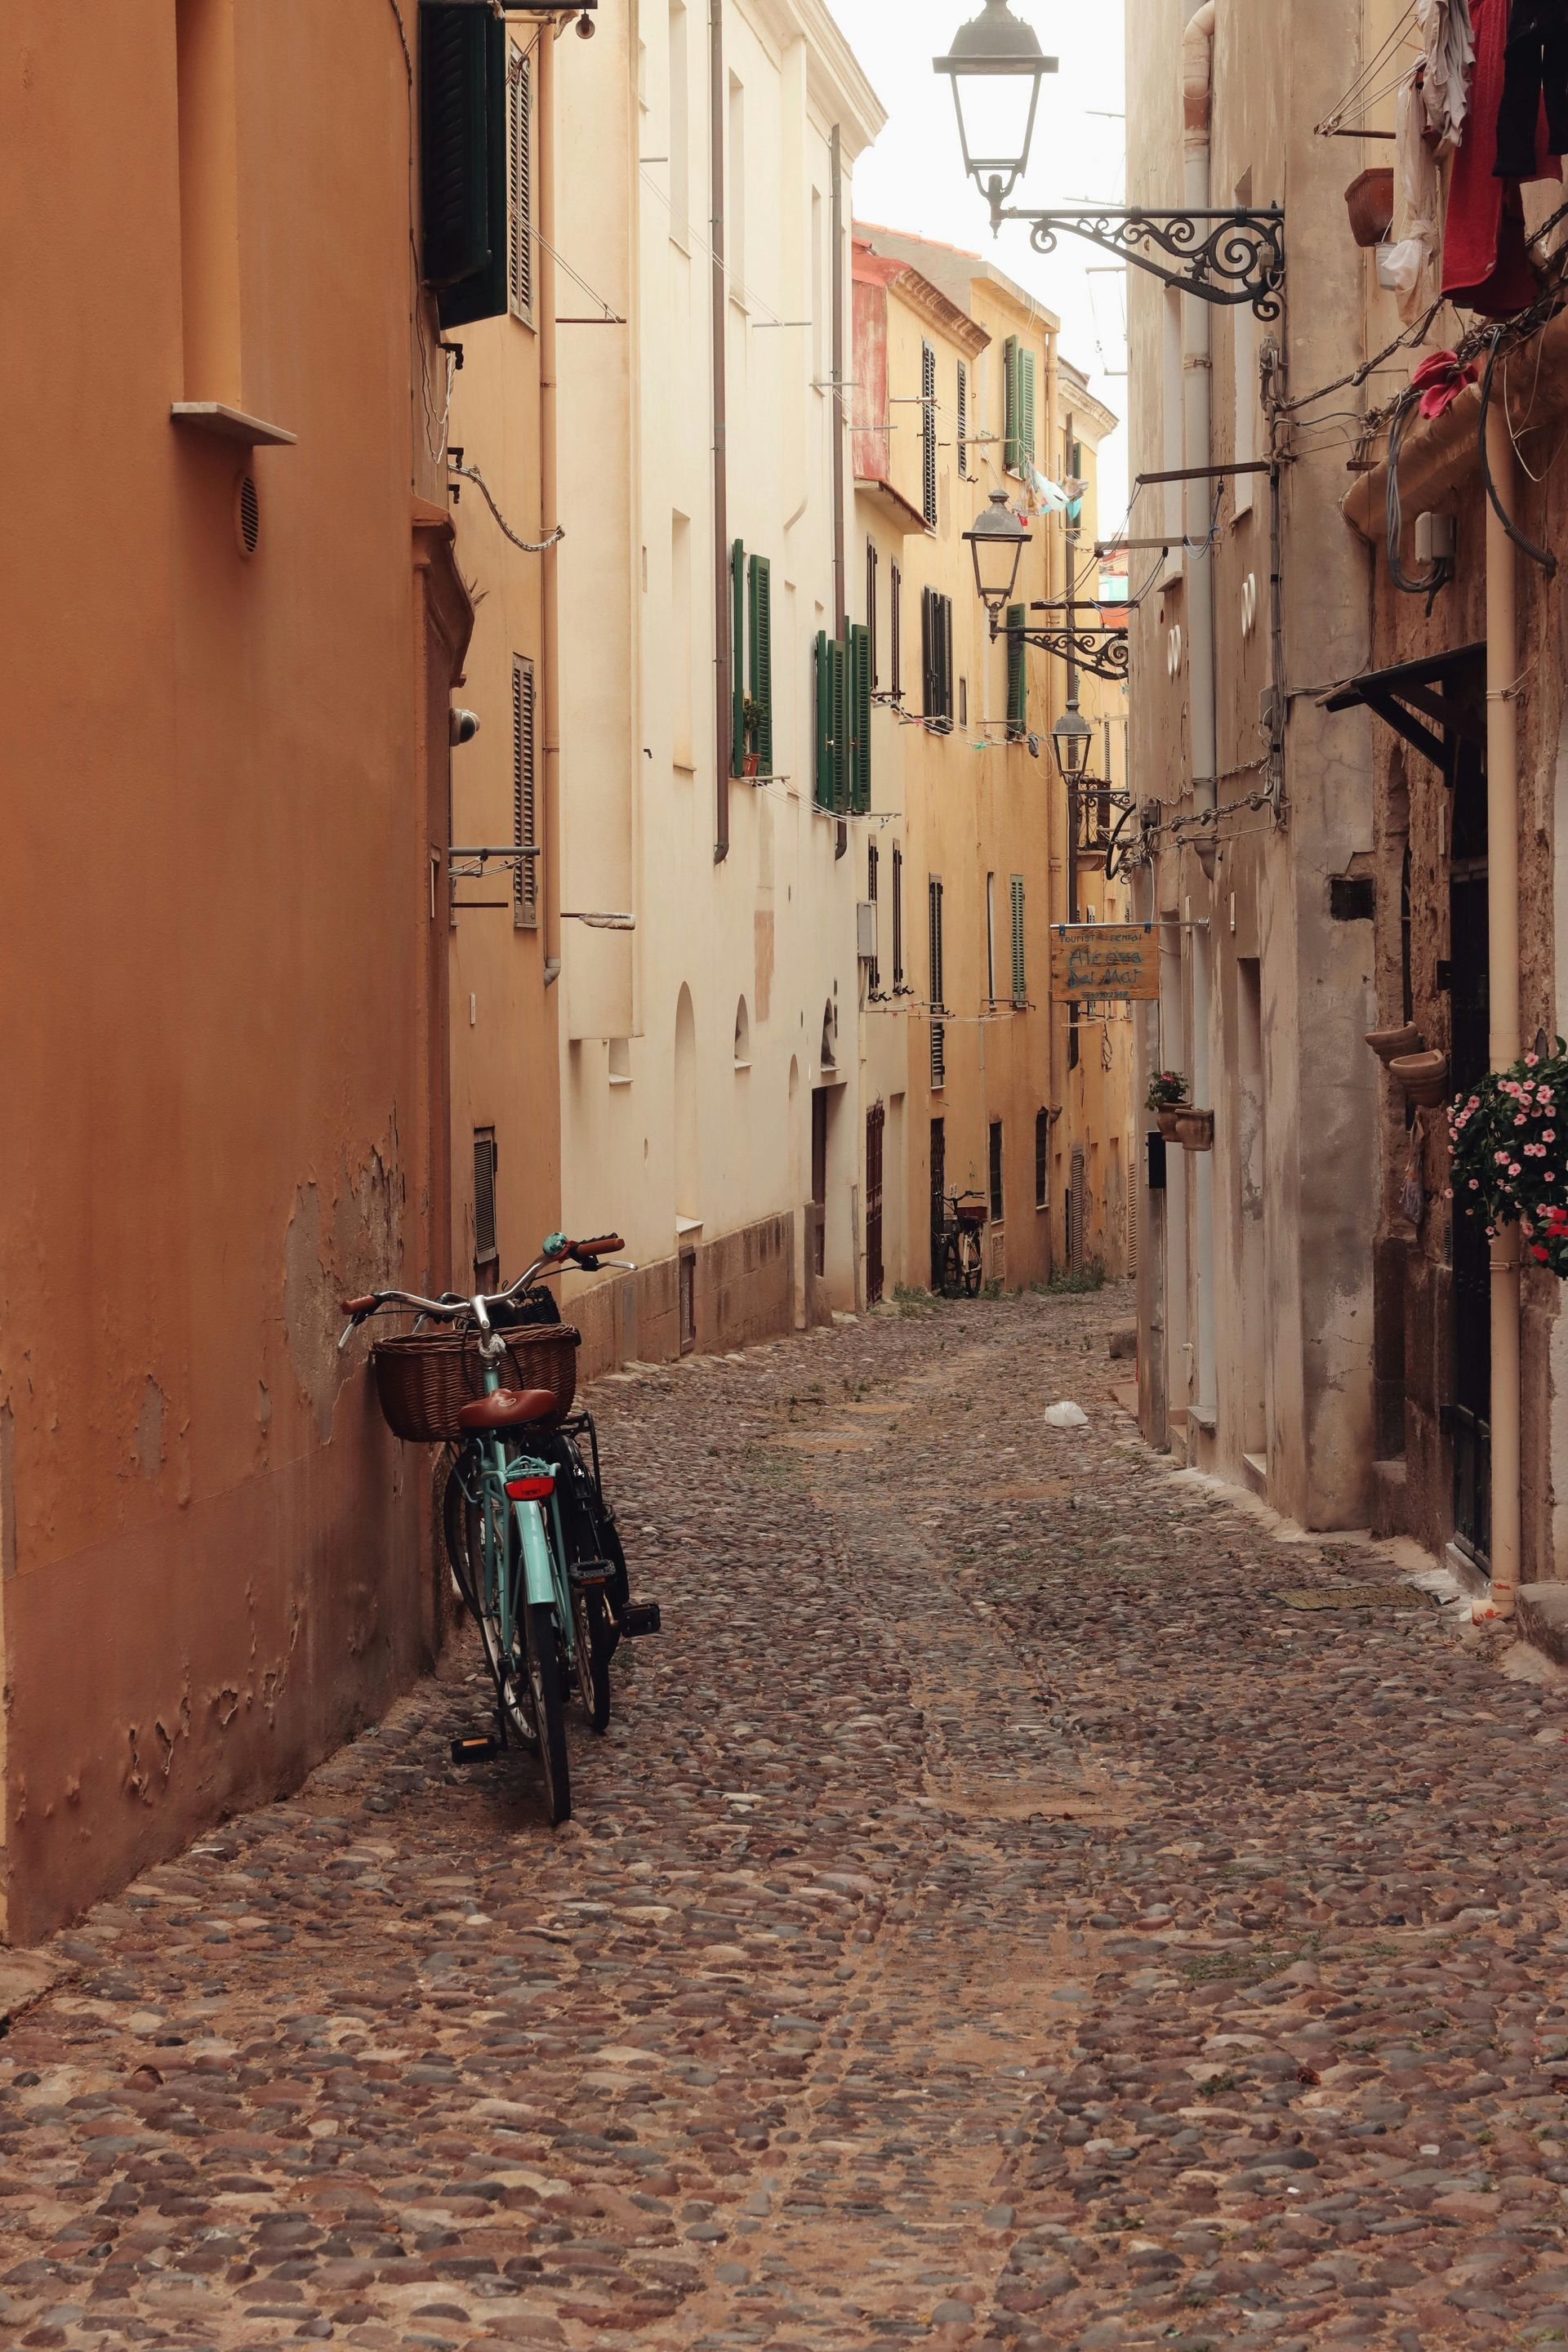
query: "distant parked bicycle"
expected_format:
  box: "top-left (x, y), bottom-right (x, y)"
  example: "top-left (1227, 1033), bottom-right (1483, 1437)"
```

top-left (339, 1232), bottom-right (660, 1824)
top-left (936, 1189), bottom-right (988, 1298)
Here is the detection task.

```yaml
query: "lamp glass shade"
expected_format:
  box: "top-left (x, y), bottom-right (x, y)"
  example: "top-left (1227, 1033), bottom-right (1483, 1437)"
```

top-left (964, 488), bottom-right (1028, 616)
top-left (1052, 704), bottom-right (1093, 782)
top-left (933, 1), bottom-right (1056, 194)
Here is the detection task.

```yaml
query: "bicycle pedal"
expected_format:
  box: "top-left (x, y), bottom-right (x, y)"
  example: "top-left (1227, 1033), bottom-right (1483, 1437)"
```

top-left (621, 1601), bottom-right (662, 1637)
top-left (450, 1734), bottom-right (501, 1764)
top-left (568, 1560), bottom-right (614, 1588)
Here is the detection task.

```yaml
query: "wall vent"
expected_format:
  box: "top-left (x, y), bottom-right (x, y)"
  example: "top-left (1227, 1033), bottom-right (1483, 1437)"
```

top-left (235, 472), bottom-right (261, 558)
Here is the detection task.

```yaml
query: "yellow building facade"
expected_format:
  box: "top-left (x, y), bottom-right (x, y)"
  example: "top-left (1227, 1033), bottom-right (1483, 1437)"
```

top-left (852, 229), bottom-right (1134, 1301)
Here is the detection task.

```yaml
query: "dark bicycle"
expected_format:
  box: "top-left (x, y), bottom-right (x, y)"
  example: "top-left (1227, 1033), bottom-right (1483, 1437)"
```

top-left (936, 1189), bottom-right (987, 1298)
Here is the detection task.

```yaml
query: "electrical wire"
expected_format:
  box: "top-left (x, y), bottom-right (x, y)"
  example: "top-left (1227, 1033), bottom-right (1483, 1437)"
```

top-left (1477, 327), bottom-right (1558, 576)
top-left (1316, 2), bottom-right (1419, 136)
top-left (451, 461), bottom-right (566, 554)
top-left (1385, 397), bottom-right (1454, 603)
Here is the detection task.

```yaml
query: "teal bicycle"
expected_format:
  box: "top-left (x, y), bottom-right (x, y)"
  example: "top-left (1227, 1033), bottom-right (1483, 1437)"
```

top-left (340, 1231), bottom-right (653, 1824)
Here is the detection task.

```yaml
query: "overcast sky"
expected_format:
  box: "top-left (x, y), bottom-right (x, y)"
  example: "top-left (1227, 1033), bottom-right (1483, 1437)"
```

top-left (824, 0), bottom-right (1129, 522)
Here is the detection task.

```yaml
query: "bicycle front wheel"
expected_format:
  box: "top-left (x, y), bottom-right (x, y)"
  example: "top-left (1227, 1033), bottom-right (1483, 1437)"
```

top-left (961, 1234), bottom-right (983, 1297)
top-left (525, 1602), bottom-right (572, 1824)
top-left (572, 1584), bottom-right (612, 1734)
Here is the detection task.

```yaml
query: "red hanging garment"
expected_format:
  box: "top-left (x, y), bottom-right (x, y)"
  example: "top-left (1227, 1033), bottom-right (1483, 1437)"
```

top-left (1443, 0), bottom-right (1561, 314)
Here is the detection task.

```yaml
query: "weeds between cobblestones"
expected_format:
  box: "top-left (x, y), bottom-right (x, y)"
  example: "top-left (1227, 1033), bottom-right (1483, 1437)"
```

top-left (3, 1285), bottom-right (1568, 2348)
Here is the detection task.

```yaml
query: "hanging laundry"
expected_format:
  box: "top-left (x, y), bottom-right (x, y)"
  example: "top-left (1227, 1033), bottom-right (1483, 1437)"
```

top-left (1443, 0), bottom-right (1559, 314)
top-left (1385, 66), bottom-right (1445, 320)
top-left (1024, 461), bottom-right (1071, 515)
top-left (1418, 0), bottom-right (1477, 150)
top-left (1494, 0), bottom-right (1568, 179)
top-left (1409, 347), bottom-right (1481, 413)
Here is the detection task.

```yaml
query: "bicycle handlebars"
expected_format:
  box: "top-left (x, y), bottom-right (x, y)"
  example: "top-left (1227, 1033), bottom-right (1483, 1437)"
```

top-left (337, 1232), bottom-right (638, 1352)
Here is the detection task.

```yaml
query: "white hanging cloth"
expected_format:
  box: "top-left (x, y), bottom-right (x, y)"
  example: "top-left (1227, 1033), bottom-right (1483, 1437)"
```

top-left (1384, 65), bottom-right (1445, 322)
top-left (1416, 0), bottom-right (1475, 153)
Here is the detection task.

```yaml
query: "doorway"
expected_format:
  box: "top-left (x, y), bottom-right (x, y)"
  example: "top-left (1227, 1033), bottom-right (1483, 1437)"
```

top-left (811, 1086), bottom-right (829, 1281)
top-left (866, 1102), bottom-right (885, 1307)
top-left (1449, 744), bottom-right (1490, 1564)
top-left (929, 1116), bottom-right (946, 1290)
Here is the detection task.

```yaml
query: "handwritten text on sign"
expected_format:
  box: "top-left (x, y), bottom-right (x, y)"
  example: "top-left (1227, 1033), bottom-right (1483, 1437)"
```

top-left (1049, 924), bottom-right (1159, 1002)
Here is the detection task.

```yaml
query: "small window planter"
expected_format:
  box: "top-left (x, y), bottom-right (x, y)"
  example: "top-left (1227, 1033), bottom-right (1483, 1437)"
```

top-left (1389, 1048), bottom-right (1450, 1107)
top-left (1345, 167), bottom-right (1395, 248)
top-left (1173, 1107), bottom-right (1215, 1152)
top-left (1365, 1022), bottom-right (1424, 1065)
top-left (1147, 1069), bottom-right (1188, 1141)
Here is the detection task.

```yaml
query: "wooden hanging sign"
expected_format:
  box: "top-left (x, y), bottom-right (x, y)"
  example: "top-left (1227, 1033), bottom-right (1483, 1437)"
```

top-left (1049, 923), bottom-right (1159, 1001)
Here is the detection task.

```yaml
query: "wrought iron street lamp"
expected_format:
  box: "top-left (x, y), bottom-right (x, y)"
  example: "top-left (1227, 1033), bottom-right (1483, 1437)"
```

top-left (934, 0), bottom-right (1056, 207)
top-left (1051, 704), bottom-right (1093, 786)
top-left (934, 3), bottom-right (1285, 315)
top-left (964, 489), bottom-right (1028, 623)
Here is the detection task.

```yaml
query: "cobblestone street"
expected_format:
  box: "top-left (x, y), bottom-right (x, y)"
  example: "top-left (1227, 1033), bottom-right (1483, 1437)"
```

top-left (6, 1286), bottom-right (1568, 2350)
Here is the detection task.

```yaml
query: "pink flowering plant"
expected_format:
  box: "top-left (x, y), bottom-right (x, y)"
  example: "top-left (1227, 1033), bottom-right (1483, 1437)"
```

top-left (1147, 1070), bottom-right (1188, 1113)
top-left (1447, 1043), bottom-right (1568, 1273)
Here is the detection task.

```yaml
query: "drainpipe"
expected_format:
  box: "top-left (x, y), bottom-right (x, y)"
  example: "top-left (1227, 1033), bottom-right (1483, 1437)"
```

top-left (540, 23), bottom-right (564, 984)
top-left (710, 0), bottom-right (730, 864)
top-left (1182, 1), bottom-right (1218, 1420)
top-left (831, 122), bottom-right (849, 862)
top-left (1486, 399), bottom-right (1522, 1615)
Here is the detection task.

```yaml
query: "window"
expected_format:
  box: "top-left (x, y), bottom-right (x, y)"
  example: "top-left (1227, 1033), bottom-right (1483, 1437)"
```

top-left (474, 1128), bottom-right (499, 1267)
top-left (512, 653), bottom-right (538, 928)
top-left (921, 587), bottom-right (953, 729)
top-left (893, 844), bottom-right (904, 986)
top-left (815, 623), bottom-right (869, 810)
top-left (928, 875), bottom-right (945, 1010)
top-left (866, 538), bottom-right (879, 688)
top-left (931, 1018), bottom-right (946, 1091)
top-left (986, 871), bottom-right (996, 1004)
top-left (1010, 875), bottom-right (1027, 1007)
top-left (1003, 334), bottom-right (1036, 475)
top-left (957, 359), bottom-right (969, 477)
top-left (421, 4), bottom-right (509, 328)
top-left (867, 842), bottom-right (880, 991)
top-left (989, 1120), bottom-right (1004, 1222)
top-left (959, 676), bottom-right (968, 729)
top-left (849, 621), bottom-right (871, 811)
top-left (921, 339), bottom-right (938, 528)
top-left (732, 542), bottom-right (773, 777)
top-left (1036, 1109), bottom-right (1049, 1208)
top-left (1006, 603), bottom-right (1027, 738)
top-left (890, 562), bottom-right (902, 699)
top-left (507, 42), bottom-right (533, 325)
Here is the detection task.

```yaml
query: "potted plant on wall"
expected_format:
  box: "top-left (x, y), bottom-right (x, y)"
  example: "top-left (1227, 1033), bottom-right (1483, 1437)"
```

top-left (1449, 1043), bottom-right (1568, 1272)
top-left (741, 695), bottom-right (764, 777)
top-left (1147, 1070), bottom-right (1188, 1142)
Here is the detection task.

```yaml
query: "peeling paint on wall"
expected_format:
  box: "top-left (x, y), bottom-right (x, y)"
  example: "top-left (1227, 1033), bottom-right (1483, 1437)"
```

top-left (283, 1130), bottom-right (406, 1446)
top-left (134, 1377), bottom-right (166, 1481)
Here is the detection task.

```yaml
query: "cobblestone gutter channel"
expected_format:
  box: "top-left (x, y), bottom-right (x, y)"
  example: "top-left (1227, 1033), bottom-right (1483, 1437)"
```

top-left (4, 1285), bottom-right (1568, 2349)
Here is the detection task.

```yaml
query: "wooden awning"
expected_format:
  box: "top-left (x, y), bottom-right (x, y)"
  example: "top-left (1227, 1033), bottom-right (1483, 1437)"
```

top-left (1322, 642), bottom-right (1485, 773)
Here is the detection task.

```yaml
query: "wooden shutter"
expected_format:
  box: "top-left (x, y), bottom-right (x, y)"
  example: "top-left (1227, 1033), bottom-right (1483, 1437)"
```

top-left (512, 653), bottom-right (538, 929)
top-left (814, 630), bottom-right (833, 808)
top-left (1006, 602), bottom-right (1027, 737)
top-left (849, 622), bottom-right (871, 813)
top-left (928, 875), bottom-right (944, 1009)
top-left (1020, 345), bottom-right (1037, 470)
top-left (831, 632), bottom-right (849, 813)
top-left (507, 44), bottom-right (532, 325)
top-left (890, 563), bottom-right (902, 699)
top-left (892, 844), bottom-right (904, 984)
top-left (867, 842), bottom-right (880, 989)
top-left (421, 5), bottom-right (508, 328)
top-left (921, 587), bottom-right (935, 719)
top-left (731, 539), bottom-right (746, 777)
top-left (1003, 333), bottom-right (1019, 473)
top-left (921, 340), bottom-right (938, 528)
top-left (748, 553), bottom-right (773, 775)
top-left (474, 1129), bottom-right (498, 1263)
top-left (1010, 874), bottom-right (1026, 1006)
top-left (866, 539), bottom-right (879, 688)
top-left (933, 595), bottom-right (953, 728)
top-left (1036, 1109), bottom-right (1049, 1209)
top-left (957, 360), bottom-right (968, 476)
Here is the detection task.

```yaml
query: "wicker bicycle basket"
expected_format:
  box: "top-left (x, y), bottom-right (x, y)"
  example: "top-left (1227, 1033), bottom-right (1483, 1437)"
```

top-left (953, 1197), bottom-right (988, 1227)
top-left (371, 1324), bottom-right (581, 1445)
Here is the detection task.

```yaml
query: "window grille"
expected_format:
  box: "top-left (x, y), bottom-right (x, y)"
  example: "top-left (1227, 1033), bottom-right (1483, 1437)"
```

top-left (508, 44), bottom-right (533, 325)
top-left (1010, 875), bottom-right (1027, 1006)
top-left (928, 875), bottom-right (944, 1010)
top-left (957, 359), bottom-right (968, 476)
top-left (893, 844), bottom-right (904, 986)
top-left (1036, 1109), bottom-right (1049, 1209)
top-left (474, 1128), bottom-right (499, 1264)
top-left (989, 1120), bottom-right (1004, 1222)
top-left (921, 339), bottom-right (938, 528)
top-left (512, 653), bottom-right (538, 928)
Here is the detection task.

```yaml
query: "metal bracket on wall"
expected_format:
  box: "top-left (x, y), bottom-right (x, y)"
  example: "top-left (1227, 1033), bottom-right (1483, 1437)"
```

top-left (1010, 613), bottom-right (1130, 684)
top-left (448, 844), bottom-right (537, 911)
top-left (1001, 205), bottom-right (1285, 318)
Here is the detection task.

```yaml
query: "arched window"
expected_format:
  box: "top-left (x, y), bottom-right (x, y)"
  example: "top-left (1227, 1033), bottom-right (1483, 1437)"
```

top-left (734, 996), bottom-right (751, 1066)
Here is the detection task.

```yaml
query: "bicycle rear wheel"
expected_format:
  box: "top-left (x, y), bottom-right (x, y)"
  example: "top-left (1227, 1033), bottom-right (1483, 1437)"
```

top-left (961, 1233), bottom-right (983, 1297)
top-left (446, 1461), bottom-right (539, 1752)
top-left (572, 1584), bottom-right (612, 1733)
top-left (524, 1601), bottom-right (572, 1823)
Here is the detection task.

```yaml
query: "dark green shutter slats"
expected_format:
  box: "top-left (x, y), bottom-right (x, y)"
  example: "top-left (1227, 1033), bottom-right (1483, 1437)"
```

top-left (1020, 347), bottom-right (1036, 470)
top-left (1004, 334), bottom-right (1019, 473)
top-left (421, 5), bottom-right (509, 328)
top-left (747, 553), bottom-right (773, 776)
top-left (730, 539), bottom-right (746, 777)
top-left (1010, 875), bottom-right (1027, 1006)
top-left (1006, 602), bottom-right (1027, 737)
top-left (849, 622), bottom-right (871, 813)
top-left (921, 340), bottom-right (938, 528)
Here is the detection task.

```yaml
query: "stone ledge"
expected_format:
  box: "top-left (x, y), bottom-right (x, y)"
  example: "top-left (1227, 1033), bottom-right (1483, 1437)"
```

top-left (1515, 1583), bottom-right (1568, 1667)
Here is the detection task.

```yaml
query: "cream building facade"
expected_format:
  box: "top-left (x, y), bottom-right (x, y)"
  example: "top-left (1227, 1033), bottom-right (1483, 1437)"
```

top-left (853, 228), bottom-right (1134, 1301)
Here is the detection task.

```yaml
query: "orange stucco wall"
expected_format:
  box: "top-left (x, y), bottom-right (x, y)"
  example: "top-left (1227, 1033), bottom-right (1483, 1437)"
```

top-left (0, 2), bottom-right (458, 1940)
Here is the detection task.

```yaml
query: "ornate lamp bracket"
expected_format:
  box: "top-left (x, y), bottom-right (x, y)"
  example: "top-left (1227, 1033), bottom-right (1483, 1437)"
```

top-left (1000, 203), bottom-right (1285, 318)
top-left (1004, 624), bottom-right (1130, 685)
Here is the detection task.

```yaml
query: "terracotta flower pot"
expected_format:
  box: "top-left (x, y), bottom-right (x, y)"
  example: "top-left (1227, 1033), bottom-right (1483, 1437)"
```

top-left (1365, 1022), bottom-right (1424, 1063)
top-left (1389, 1048), bottom-right (1450, 1107)
top-left (1345, 167), bottom-right (1395, 248)
top-left (1155, 1106), bottom-right (1182, 1141)
top-left (1174, 1107), bottom-right (1215, 1152)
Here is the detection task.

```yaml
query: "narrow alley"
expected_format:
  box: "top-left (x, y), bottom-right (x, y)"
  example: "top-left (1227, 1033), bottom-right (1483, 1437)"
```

top-left (4, 1290), bottom-right (1568, 2352)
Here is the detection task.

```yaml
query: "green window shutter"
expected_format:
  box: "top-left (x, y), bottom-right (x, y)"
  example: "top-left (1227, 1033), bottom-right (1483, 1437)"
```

top-left (421, 5), bottom-right (509, 328)
top-left (748, 555), bottom-right (773, 775)
top-left (1003, 334), bottom-right (1019, 473)
top-left (1010, 875), bottom-right (1026, 1006)
top-left (1006, 602), bottom-right (1027, 737)
top-left (831, 635), bottom-right (849, 813)
top-left (730, 540), bottom-right (746, 776)
top-left (849, 622), bottom-right (871, 813)
top-left (1020, 346), bottom-right (1036, 470)
top-left (814, 630), bottom-right (832, 808)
